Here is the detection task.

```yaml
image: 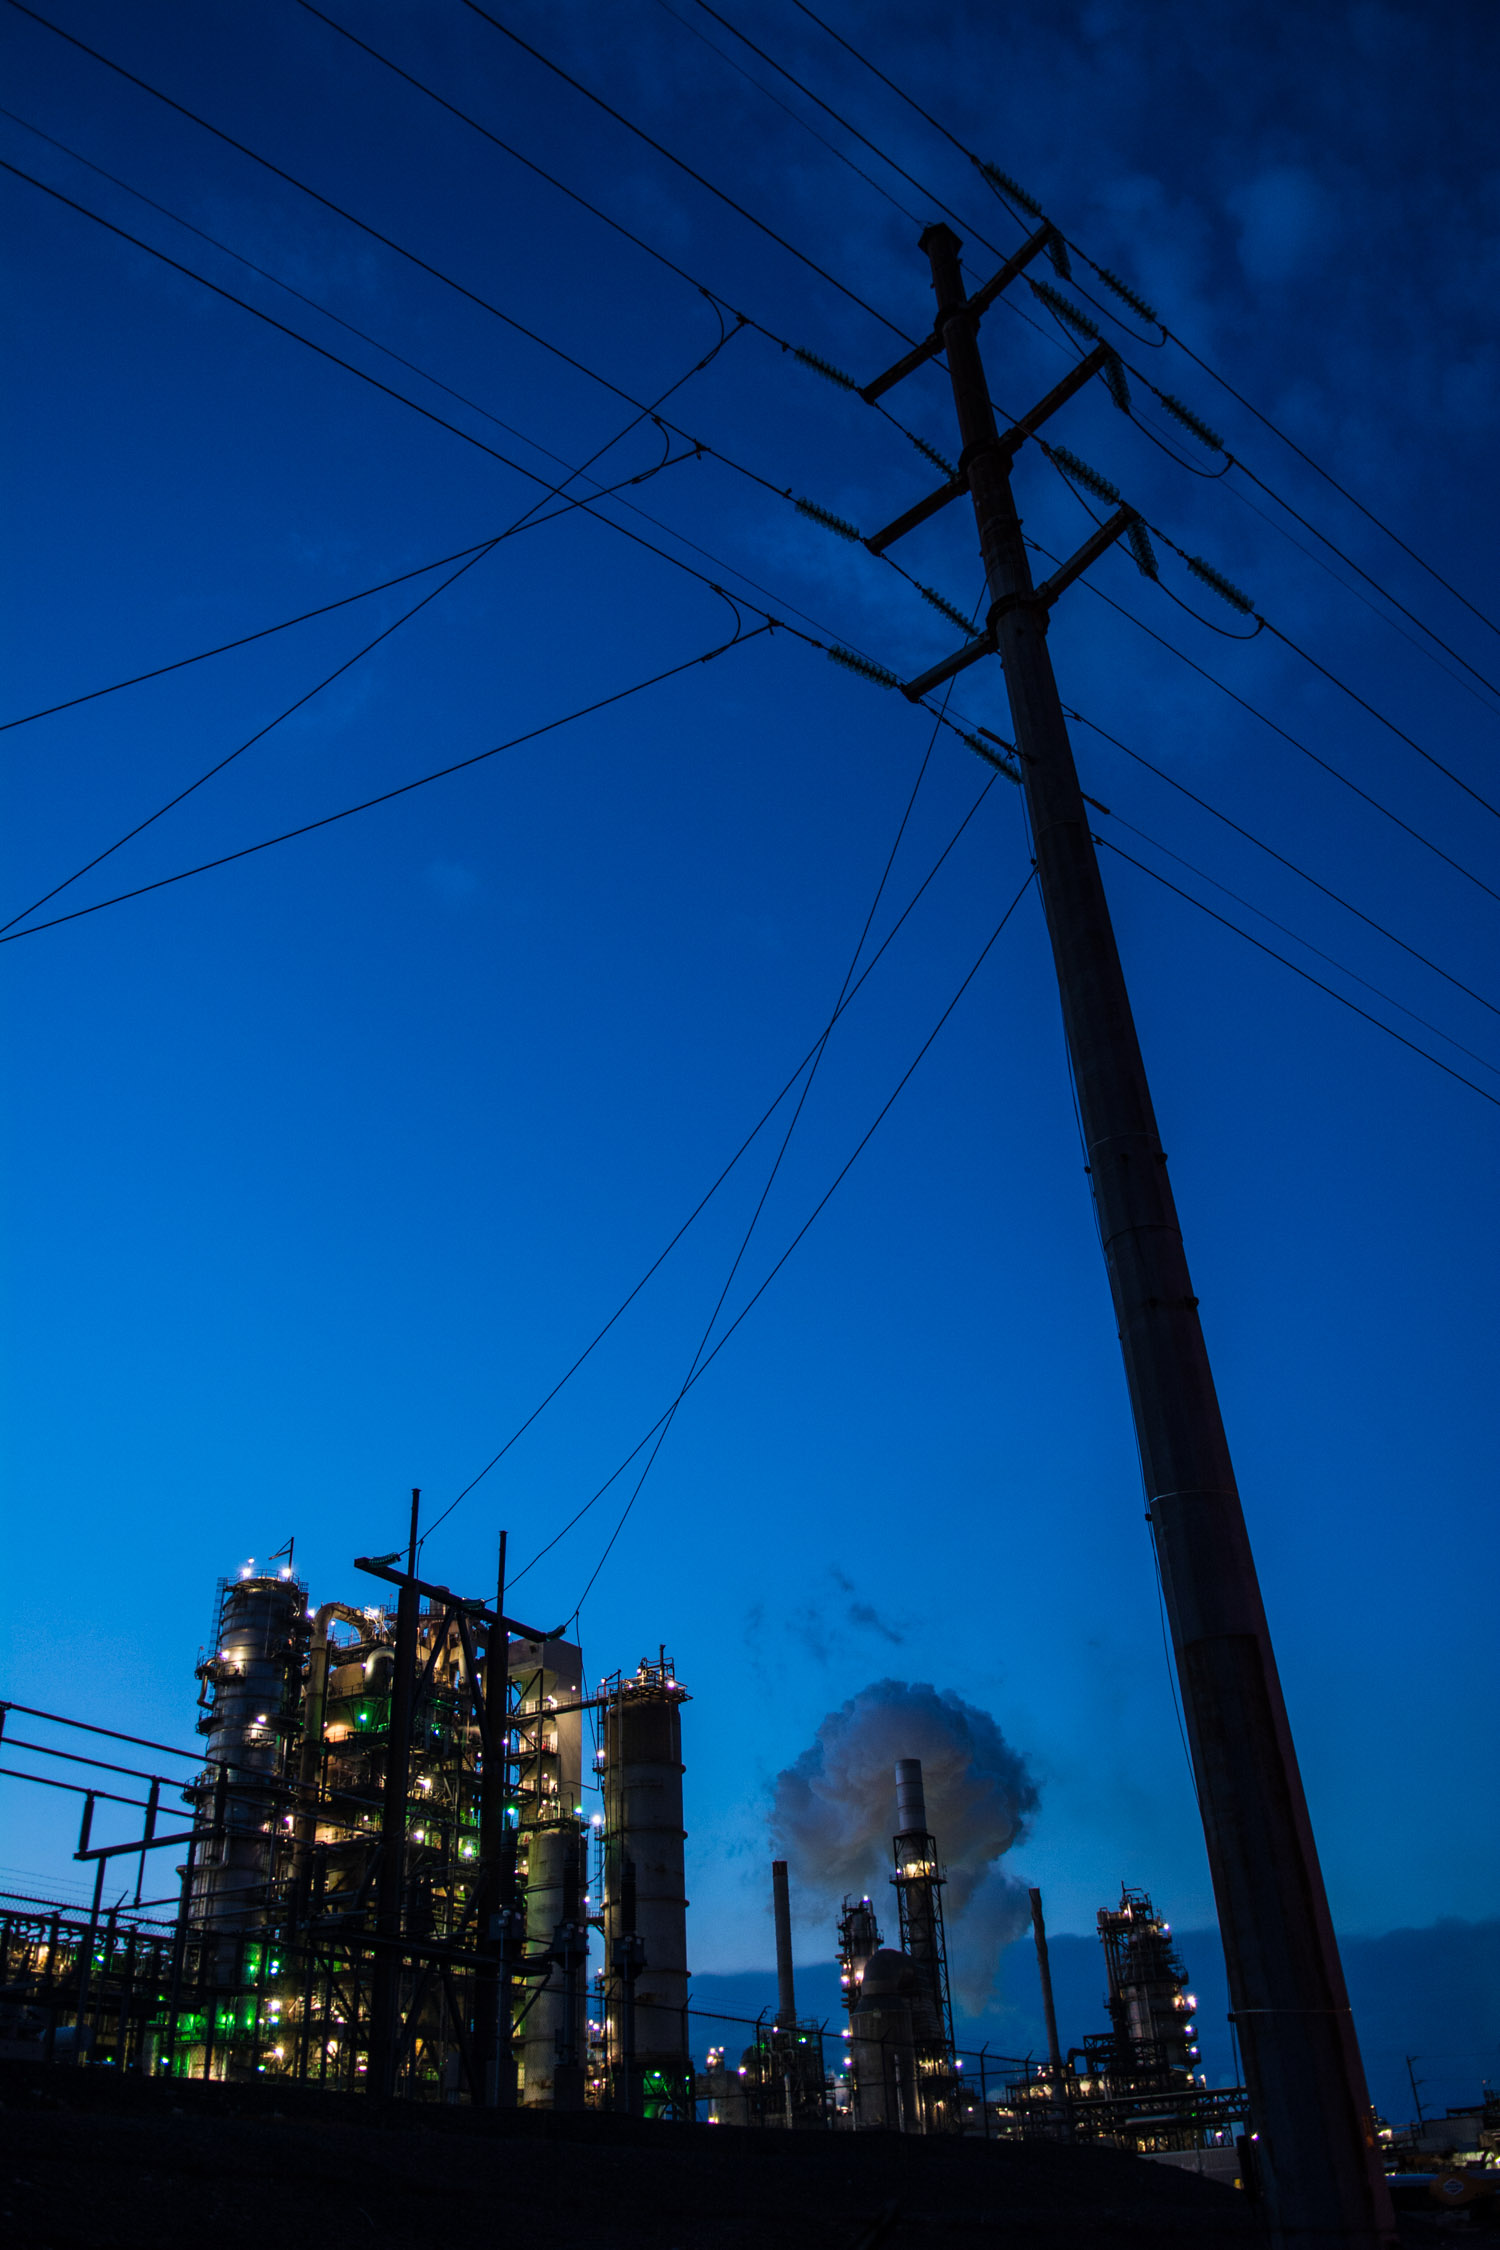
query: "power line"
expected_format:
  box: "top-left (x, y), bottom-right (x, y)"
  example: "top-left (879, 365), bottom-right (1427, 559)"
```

top-left (2, 539), bottom-right (502, 935)
top-left (1026, 292), bottom-right (1500, 713)
top-left (0, 627), bottom-right (769, 944)
top-left (784, 0), bottom-right (1500, 644)
top-left (286, 0), bottom-right (760, 313)
top-left (0, 129), bottom-right (1000, 792)
top-left (0, 533), bottom-right (500, 735)
top-left (1095, 806), bottom-right (1500, 1078)
top-left (458, 0), bottom-right (915, 344)
top-left (563, 661), bottom-right (960, 1605)
top-left (508, 865), bottom-right (1037, 1598)
top-left (1099, 837), bottom-right (1500, 1109)
top-left (680, 0), bottom-right (982, 243)
top-left (423, 755), bottom-right (1005, 1542)
top-left (1, 351), bottom-right (716, 934)
top-left (3, 157), bottom-right (880, 692)
top-left (5, 2), bottom-right (756, 399)
top-left (1258, 619), bottom-right (1499, 821)
top-left (0, 93), bottom-right (976, 731)
top-left (1066, 707), bottom-right (1500, 1024)
top-left (651, 0), bottom-right (924, 230)
top-left (608, 7), bottom-right (1500, 731)
top-left (1049, 456), bottom-right (1500, 821)
top-left (1052, 541), bottom-right (1500, 909)
top-left (0, 102), bottom-right (754, 528)
top-left (24, 0), bottom-right (1489, 751)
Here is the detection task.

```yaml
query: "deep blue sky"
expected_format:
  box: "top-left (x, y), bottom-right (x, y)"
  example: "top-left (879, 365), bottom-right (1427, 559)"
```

top-left (2, 0), bottom-right (1496, 2087)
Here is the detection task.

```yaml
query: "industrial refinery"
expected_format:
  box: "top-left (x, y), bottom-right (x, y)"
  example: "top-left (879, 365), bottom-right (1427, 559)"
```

top-left (2, 1542), bottom-right (1250, 2160)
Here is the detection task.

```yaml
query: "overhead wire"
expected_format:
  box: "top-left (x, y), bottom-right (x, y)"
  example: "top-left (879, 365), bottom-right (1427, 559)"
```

top-left (1093, 805), bottom-right (1500, 1078)
top-left (457, 0), bottom-right (916, 344)
top-left (507, 864), bottom-right (1038, 1598)
top-left (564, 638), bottom-right (970, 1607)
top-left (1048, 445), bottom-right (1499, 816)
top-left (16, 119), bottom-right (1489, 1072)
top-left (2, 296), bottom-right (739, 931)
top-left (5, 153), bottom-right (973, 738)
top-left (591, 3), bottom-right (1500, 755)
top-left (0, 628), bottom-right (770, 945)
top-left (656, 1), bottom-right (1500, 730)
top-left (1065, 706), bottom-right (1500, 1025)
top-left (651, 0), bottom-right (925, 231)
top-left (1032, 530), bottom-right (1500, 909)
top-left (24, 0), bottom-right (1489, 742)
top-left (4, 1), bottom-right (760, 376)
top-left (1, 440), bottom-right (692, 935)
top-left (784, 0), bottom-right (1500, 646)
top-left (423, 746), bottom-right (1007, 1541)
top-left (1, 532), bottom-right (500, 735)
top-left (0, 92), bottom-right (987, 748)
top-left (14, 26), bottom-right (1492, 969)
top-left (1099, 837), bottom-right (1500, 1111)
top-left (1023, 280), bottom-right (1500, 716)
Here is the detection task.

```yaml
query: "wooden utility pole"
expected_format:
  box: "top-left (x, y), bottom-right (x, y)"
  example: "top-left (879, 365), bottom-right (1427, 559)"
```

top-left (866, 223), bottom-right (1394, 2247)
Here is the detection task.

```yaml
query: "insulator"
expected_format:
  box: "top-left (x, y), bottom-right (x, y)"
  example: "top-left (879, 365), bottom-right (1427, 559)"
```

top-left (959, 732), bottom-right (1023, 784)
top-left (1096, 266), bottom-right (1159, 327)
top-left (1044, 225), bottom-right (1072, 280)
top-left (978, 161), bottom-right (1045, 221)
top-left (792, 345), bottom-right (858, 392)
top-left (1100, 347), bottom-right (1131, 412)
top-left (1158, 391), bottom-right (1224, 453)
top-left (1125, 517), bottom-right (1159, 581)
top-left (907, 431), bottom-right (957, 479)
top-left (1186, 553), bottom-right (1255, 614)
top-left (1050, 446), bottom-right (1121, 508)
top-left (1030, 278), bottom-right (1100, 341)
top-left (828, 646), bottom-right (901, 690)
top-left (795, 496), bottom-right (863, 544)
top-left (915, 582), bottom-right (976, 634)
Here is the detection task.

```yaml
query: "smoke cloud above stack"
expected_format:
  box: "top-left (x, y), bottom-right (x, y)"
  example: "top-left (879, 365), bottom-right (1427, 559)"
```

top-left (769, 1678), bottom-right (1040, 2014)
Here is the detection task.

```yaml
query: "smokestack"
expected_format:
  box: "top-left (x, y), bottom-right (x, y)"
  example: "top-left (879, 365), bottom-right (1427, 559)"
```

top-left (771, 1859), bottom-right (797, 2029)
top-left (894, 1756), bottom-right (928, 1838)
top-left (1029, 1886), bottom-right (1065, 2081)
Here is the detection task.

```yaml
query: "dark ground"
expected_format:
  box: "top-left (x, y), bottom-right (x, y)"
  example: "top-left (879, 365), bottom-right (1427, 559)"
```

top-left (0, 2063), bottom-right (1471, 2248)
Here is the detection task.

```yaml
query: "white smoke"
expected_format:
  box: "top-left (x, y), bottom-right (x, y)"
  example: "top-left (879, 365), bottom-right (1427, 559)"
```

top-left (769, 1678), bottom-right (1039, 2014)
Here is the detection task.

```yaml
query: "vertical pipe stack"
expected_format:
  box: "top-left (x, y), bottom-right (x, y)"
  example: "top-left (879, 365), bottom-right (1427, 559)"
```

top-left (772, 1859), bottom-right (797, 2031)
top-left (509, 1635), bottom-right (586, 2108)
top-left (1029, 1887), bottom-right (1065, 2084)
top-left (891, 1757), bottom-right (952, 2058)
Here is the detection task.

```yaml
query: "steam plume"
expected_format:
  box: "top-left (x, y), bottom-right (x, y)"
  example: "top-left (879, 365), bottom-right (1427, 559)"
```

top-left (769, 1678), bottom-right (1039, 2013)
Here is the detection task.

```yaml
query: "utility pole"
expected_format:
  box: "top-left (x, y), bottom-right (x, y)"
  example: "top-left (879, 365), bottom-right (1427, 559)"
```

top-left (863, 223), bottom-right (1394, 2247)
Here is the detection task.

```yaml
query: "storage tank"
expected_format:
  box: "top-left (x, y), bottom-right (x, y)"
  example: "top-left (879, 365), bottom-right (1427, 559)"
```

top-left (849, 1947), bottom-right (921, 2131)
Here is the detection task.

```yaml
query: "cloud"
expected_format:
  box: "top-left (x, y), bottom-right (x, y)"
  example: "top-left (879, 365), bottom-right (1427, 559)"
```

top-left (769, 1678), bottom-right (1039, 2011)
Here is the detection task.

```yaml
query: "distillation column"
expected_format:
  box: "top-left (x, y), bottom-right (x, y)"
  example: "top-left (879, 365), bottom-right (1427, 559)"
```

top-left (190, 1569), bottom-right (308, 1937)
top-left (600, 1655), bottom-right (690, 2114)
top-left (509, 1635), bottom-right (587, 2108)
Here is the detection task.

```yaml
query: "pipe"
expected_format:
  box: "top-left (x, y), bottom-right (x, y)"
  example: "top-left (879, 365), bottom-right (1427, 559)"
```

top-left (771, 1859), bottom-right (796, 2030)
top-left (894, 1757), bottom-right (927, 1837)
top-left (1029, 1886), bottom-right (1065, 2082)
